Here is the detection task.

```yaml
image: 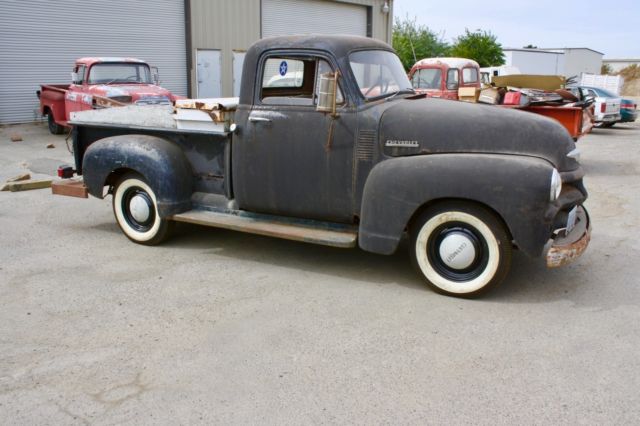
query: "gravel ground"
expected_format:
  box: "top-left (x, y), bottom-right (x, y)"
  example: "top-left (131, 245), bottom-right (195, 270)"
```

top-left (0, 118), bottom-right (639, 425)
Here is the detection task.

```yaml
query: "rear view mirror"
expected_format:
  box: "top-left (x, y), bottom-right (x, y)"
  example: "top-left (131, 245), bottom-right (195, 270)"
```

top-left (317, 71), bottom-right (339, 116)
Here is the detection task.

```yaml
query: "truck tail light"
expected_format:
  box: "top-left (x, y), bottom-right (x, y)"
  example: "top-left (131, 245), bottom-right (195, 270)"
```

top-left (57, 166), bottom-right (75, 179)
top-left (600, 103), bottom-right (606, 113)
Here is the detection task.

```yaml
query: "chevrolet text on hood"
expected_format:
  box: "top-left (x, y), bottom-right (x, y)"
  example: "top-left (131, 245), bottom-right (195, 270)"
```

top-left (54, 35), bottom-right (591, 298)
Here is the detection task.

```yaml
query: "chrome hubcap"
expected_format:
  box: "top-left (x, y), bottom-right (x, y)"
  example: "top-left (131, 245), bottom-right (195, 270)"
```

top-left (129, 194), bottom-right (151, 223)
top-left (439, 232), bottom-right (476, 270)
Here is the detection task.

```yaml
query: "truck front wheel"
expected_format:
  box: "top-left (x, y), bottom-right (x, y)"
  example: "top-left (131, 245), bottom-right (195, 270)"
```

top-left (112, 173), bottom-right (173, 245)
top-left (410, 202), bottom-right (512, 298)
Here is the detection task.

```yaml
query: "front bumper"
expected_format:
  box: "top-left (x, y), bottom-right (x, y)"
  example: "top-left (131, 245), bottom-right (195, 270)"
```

top-left (546, 206), bottom-right (591, 268)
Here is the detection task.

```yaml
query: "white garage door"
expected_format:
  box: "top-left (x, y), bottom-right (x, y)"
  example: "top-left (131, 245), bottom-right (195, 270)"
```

top-left (262, 0), bottom-right (368, 38)
top-left (0, 0), bottom-right (186, 124)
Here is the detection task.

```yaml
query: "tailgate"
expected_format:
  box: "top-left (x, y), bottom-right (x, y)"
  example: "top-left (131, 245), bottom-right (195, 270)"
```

top-left (606, 98), bottom-right (621, 114)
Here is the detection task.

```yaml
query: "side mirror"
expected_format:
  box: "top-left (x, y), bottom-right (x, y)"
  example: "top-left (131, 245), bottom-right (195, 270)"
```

top-left (316, 71), bottom-right (339, 116)
top-left (71, 72), bottom-right (80, 84)
top-left (151, 66), bottom-right (160, 85)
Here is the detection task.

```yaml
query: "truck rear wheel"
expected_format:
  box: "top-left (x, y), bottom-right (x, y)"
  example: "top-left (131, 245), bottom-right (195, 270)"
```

top-left (410, 202), bottom-right (512, 298)
top-left (47, 113), bottom-right (64, 135)
top-left (112, 173), bottom-right (173, 245)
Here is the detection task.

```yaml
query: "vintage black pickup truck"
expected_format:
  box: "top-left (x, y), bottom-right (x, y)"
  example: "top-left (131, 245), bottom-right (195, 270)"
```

top-left (53, 35), bottom-right (590, 297)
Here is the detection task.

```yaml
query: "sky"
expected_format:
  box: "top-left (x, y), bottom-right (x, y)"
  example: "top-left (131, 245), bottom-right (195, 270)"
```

top-left (393, 0), bottom-right (640, 58)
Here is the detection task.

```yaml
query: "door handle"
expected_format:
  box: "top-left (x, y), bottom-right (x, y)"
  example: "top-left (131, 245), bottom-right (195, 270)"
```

top-left (249, 116), bottom-right (271, 123)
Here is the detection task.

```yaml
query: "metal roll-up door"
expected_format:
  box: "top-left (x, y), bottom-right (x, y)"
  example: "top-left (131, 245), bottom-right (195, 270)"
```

top-left (0, 0), bottom-right (187, 124)
top-left (262, 0), bottom-right (368, 38)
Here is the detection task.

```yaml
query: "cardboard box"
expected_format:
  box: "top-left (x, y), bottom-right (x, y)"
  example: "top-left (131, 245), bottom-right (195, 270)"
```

top-left (492, 75), bottom-right (565, 91)
top-left (458, 87), bottom-right (480, 103)
top-left (478, 87), bottom-right (501, 104)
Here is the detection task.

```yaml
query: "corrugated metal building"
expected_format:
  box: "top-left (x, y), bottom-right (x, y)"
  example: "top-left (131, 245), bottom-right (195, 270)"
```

top-left (0, 0), bottom-right (393, 124)
top-left (542, 48), bottom-right (603, 78)
top-left (503, 49), bottom-right (565, 75)
top-left (502, 47), bottom-right (603, 78)
top-left (0, 0), bottom-right (188, 124)
top-left (187, 0), bottom-right (392, 98)
top-left (603, 58), bottom-right (640, 73)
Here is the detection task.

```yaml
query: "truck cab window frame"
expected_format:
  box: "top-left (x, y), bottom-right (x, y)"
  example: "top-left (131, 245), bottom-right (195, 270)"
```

top-left (259, 55), bottom-right (344, 107)
top-left (446, 68), bottom-right (459, 90)
top-left (462, 67), bottom-right (478, 85)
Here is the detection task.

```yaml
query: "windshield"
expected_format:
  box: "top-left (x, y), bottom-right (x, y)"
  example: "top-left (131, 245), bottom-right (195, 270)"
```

top-left (411, 68), bottom-right (442, 89)
top-left (88, 63), bottom-right (152, 84)
top-left (592, 87), bottom-right (616, 98)
top-left (349, 50), bottom-right (412, 100)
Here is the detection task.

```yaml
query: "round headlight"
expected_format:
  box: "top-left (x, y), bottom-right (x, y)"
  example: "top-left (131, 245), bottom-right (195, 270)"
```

top-left (550, 169), bottom-right (562, 201)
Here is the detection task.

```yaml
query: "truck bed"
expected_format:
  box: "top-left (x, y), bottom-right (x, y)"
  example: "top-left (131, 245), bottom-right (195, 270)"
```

top-left (71, 121), bottom-right (233, 198)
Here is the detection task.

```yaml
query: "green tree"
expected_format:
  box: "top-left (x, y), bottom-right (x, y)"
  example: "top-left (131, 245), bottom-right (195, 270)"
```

top-left (600, 63), bottom-right (613, 75)
top-left (392, 16), bottom-right (450, 71)
top-left (450, 29), bottom-right (505, 67)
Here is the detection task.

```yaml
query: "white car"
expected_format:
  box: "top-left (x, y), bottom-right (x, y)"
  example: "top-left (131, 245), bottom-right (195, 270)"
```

top-left (578, 86), bottom-right (621, 127)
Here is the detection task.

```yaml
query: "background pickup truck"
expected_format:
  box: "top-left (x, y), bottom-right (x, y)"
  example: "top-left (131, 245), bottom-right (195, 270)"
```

top-left (37, 57), bottom-right (179, 135)
top-left (53, 35), bottom-right (591, 298)
top-left (408, 57), bottom-right (481, 100)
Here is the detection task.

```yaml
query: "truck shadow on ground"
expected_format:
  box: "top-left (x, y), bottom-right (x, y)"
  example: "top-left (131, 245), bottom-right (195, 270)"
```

top-left (136, 222), bottom-right (595, 303)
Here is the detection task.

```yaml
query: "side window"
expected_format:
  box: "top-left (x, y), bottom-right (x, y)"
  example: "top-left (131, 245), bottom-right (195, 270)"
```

top-left (262, 58), bottom-right (305, 89)
top-left (446, 69), bottom-right (459, 90)
top-left (260, 56), bottom-right (343, 106)
top-left (462, 67), bottom-right (478, 84)
top-left (261, 57), bottom-right (311, 105)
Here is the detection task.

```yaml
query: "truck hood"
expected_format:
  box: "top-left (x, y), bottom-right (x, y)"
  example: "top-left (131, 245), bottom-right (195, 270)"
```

top-left (379, 97), bottom-right (577, 170)
top-left (87, 84), bottom-right (173, 101)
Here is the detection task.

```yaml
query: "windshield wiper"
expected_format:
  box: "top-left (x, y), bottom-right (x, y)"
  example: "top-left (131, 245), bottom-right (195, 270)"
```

top-left (385, 88), bottom-right (417, 102)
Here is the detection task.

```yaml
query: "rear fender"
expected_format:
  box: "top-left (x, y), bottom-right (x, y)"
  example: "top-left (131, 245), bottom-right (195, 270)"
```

top-left (82, 135), bottom-right (193, 217)
top-left (40, 90), bottom-right (66, 121)
top-left (358, 154), bottom-right (554, 257)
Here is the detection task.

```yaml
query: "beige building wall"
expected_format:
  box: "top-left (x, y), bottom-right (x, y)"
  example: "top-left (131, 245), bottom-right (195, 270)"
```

top-left (188, 0), bottom-right (393, 97)
top-left (188, 0), bottom-right (261, 98)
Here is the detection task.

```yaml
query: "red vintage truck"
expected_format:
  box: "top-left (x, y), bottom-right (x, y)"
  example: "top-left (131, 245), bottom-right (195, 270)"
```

top-left (408, 57), bottom-right (481, 100)
top-left (37, 57), bottom-right (179, 134)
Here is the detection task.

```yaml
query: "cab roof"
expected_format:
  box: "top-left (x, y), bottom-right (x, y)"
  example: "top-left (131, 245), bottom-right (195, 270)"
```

top-left (248, 34), bottom-right (393, 58)
top-left (75, 57), bottom-right (148, 67)
top-left (413, 57), bottom-right (480, 70)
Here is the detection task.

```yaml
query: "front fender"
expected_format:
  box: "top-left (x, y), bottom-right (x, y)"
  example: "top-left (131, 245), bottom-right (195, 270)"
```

top-left (359, 154), bottom-right (554, 257)
top-left (82, 135), bottom-right (193, 217)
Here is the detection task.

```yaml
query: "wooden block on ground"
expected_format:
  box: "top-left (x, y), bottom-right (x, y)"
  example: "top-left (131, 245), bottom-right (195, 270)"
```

top-left (51, 180), bottom-right (88, 198)
top-left (6, 173), bottom-right (31, 182)
top-left (1, 179), bottom-right (52, 192)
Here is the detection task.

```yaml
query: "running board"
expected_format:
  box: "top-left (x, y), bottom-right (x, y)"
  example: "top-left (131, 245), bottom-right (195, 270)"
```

top-left (171, 208), bottom-right (358, 248)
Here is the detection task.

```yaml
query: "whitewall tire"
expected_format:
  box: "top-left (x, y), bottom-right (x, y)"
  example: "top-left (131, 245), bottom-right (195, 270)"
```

top-left (112, 173), bottom-right (173, 245)
top-left (410, 202), bottom-right (512, 298)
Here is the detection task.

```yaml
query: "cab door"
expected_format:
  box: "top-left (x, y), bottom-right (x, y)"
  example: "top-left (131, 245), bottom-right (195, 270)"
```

top-left (65, 64), bottom-right (87, 120)
top-left (232, 53), bottom-right (356, 223)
